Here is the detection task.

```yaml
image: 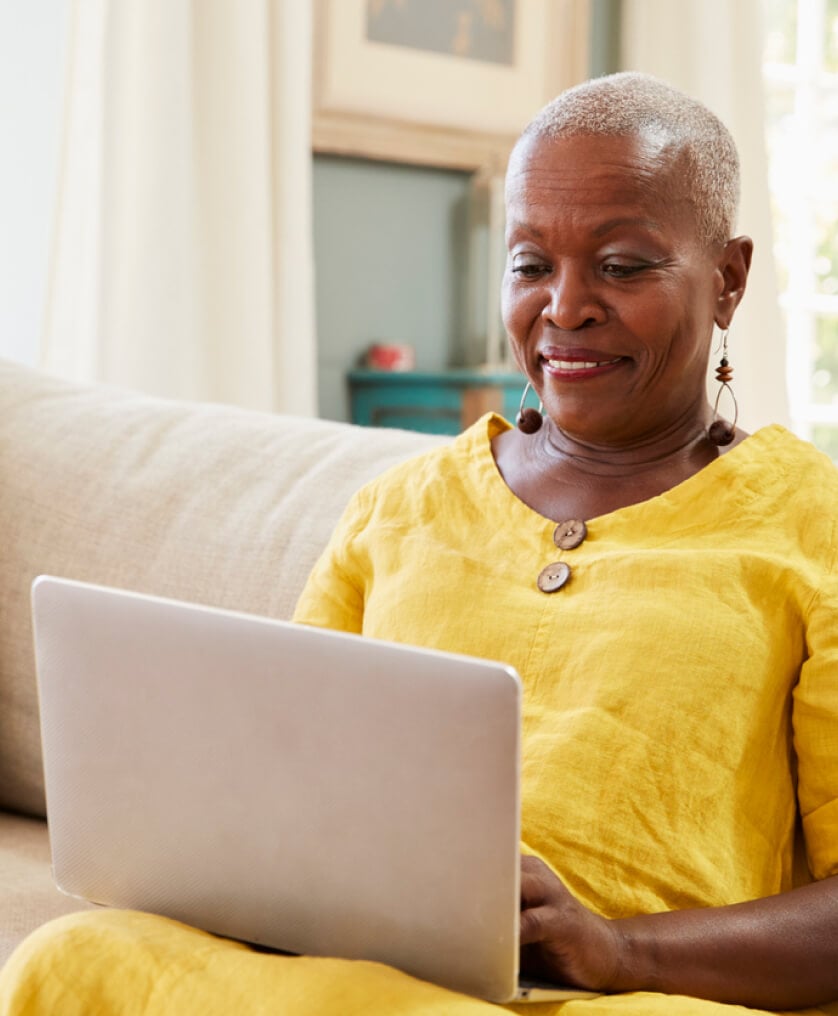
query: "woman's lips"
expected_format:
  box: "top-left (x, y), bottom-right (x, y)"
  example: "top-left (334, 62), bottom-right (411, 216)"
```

top-left (542, 354), bottom-right (624, 378)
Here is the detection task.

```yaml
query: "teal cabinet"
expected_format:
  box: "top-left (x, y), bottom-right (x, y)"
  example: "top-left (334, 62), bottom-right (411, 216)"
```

top-left (348, 368), bottom-right (525, 435)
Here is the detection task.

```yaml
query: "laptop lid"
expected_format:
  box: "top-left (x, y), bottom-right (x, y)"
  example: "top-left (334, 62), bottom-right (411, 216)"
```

top-left (32, 575), bottom-right (528, 1002)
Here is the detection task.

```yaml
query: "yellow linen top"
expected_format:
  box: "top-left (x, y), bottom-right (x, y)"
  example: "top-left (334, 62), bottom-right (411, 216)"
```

top-left (294, 415), bottom-right (838, 917)
top-left (2, 415), bottom-right (837, 1016)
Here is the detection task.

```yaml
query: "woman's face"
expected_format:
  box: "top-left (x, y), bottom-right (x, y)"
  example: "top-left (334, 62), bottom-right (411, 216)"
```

top-left (502, 132), bottom-right (731, 447)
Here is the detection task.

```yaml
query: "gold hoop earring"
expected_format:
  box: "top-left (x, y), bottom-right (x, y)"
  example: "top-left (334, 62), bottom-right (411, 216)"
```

top-left (516, 382), bottom-right (543, 434)
top-left (708, 331), bottom-right (738, 446)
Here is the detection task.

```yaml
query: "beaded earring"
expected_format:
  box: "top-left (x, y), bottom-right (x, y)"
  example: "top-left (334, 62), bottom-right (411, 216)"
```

top-left (708, 331), bottom-right (738, 447)
top-left (516, 381), bottom-right (543, 434)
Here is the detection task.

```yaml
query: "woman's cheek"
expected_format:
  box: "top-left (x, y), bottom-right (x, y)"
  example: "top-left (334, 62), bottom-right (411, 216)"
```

top-left (503, 284), bottom-right (540, 343)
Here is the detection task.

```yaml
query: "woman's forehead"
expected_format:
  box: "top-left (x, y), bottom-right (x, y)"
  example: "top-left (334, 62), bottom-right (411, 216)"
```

top-left (505, 133), bottom-right (694, 235)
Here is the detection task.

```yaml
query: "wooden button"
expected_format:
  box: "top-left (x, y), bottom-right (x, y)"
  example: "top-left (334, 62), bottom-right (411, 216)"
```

top-left (553, 519), bottom-right (587, 550)
top-left (537, 561), bottom-right (571, 593)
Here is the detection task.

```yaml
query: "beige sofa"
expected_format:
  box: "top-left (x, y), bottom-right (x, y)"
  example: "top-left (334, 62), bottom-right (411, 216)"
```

top-left (0, 358), bottom-right (444, 967)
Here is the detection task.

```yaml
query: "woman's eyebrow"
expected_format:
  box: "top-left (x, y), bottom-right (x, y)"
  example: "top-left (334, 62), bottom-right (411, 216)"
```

top-left (507, 216), bottom-right (665, 242)
top-left (592, 216), bottom-right (664, 237)
top-left (506, 219), bottom-right (546, 241)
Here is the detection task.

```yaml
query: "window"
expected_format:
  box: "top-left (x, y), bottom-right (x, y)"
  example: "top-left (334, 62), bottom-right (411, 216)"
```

top-left (763, 0), bottom-right (838, 457)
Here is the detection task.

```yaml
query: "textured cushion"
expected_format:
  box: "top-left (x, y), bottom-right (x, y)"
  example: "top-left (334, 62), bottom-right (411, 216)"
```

top-left (0, 360), bottom-right (443, 818)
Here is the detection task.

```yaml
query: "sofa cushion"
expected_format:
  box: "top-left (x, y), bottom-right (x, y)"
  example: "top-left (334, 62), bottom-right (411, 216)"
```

top-left (0, 360), bottom-right (443, 818)
top-left (0, 812), bottom-right (93, 966)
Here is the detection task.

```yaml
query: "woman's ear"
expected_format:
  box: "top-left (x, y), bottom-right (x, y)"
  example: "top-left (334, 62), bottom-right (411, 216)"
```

top-left (715, 235), bottom-right (754, 330)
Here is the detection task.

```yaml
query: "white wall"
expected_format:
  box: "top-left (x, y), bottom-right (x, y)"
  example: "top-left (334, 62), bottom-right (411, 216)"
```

top-left (0, 0), bottom-right (70, 366)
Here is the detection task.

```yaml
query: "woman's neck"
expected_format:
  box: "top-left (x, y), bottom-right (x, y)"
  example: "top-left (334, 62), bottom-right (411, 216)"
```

top-left (536, 412), bottom-right (719, 478)
top-left (492, 409), bottom-right (744, 523)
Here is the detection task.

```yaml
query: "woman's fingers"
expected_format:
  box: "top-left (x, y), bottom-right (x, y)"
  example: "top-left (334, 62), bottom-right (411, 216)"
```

top-left (520, 855), bottom-right (570, 912)
top-left (519, 902), bottom-right (549, 946)
top-left (518, 855), bottom-right (623, 990)
top-left (519, 857), bottom-right (575, 948)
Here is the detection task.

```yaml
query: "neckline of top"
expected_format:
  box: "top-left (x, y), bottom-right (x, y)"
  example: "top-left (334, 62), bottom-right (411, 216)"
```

top-left (468, 414), bottom-right (792, 535)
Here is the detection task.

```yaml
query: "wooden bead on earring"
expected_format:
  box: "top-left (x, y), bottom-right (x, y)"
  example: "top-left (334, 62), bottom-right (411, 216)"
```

top-left (708, 344), bottom-right (737, 447)
top-left (517, 407), bottom-right (543, 434)
top-left (515, 382), bottom-right (543, 433)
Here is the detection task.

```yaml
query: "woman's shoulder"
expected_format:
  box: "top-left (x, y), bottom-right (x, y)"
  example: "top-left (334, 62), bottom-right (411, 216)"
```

top-left (744, 424), bottom-right (838, 492)
top-left (355, 413), bottom-right (508, 508)
top-left (738, 425), bottom-right (838, 569)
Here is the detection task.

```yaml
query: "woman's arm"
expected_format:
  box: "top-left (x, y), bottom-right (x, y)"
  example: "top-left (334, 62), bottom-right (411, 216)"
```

top-left (520, 856), bottom-right (838, 1009)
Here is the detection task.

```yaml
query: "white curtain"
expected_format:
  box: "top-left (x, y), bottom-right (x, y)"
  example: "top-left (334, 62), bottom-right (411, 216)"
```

top-left (620, 0), bottom-right (789, 431)
top-left (42, 0), bottom-right (317, 415)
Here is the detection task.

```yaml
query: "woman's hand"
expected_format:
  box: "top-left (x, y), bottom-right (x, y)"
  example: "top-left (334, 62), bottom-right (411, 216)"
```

top-left (520, 857), bottom-right (838, 1008)
top-left (519, 855), bottom-right (623, 990)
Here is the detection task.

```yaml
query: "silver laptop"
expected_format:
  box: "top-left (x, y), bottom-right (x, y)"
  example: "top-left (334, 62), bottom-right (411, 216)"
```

top-left (31, 575), bottom-right (597, 1004)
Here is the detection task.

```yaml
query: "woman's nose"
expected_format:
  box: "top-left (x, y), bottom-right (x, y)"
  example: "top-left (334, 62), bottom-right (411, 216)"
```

top-left (541, 265), bottom-right (606, 330)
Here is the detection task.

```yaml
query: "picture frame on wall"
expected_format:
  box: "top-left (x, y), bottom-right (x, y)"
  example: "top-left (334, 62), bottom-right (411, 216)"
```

top-left (312, 0), bottom-right (590, 173)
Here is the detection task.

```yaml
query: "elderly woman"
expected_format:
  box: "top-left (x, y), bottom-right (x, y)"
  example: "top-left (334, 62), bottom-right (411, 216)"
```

top-left (2, 73), bottom-right (837, 1016)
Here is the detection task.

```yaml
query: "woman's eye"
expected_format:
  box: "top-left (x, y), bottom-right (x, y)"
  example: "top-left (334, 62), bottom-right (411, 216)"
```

top-left (511, 261), bottom-right (549, 278)
top-left (601, 262), bottom-right (648, 278)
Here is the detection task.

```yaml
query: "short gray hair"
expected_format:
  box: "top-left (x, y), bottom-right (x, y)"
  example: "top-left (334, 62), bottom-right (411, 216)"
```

top-left (521, 72), bottom-right (740, 246)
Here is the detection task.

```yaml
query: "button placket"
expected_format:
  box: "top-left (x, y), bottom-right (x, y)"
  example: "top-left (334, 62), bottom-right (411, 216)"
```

top-left (537, 519), bottom-right (588, 594)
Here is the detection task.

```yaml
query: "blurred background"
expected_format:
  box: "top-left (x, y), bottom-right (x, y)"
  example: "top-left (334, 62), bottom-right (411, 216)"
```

top-left (1, 0), bottom-right (836, 451)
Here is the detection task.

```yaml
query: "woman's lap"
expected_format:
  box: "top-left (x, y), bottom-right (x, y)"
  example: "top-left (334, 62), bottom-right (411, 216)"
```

top-left (0, 910), bottom-right (496, 1016)
top-left (0, 910), bottom-right (830, 1016)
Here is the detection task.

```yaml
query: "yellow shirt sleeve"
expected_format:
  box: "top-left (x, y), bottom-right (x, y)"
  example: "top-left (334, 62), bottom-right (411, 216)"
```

top-left (795, 570), bottom-right (838, 880)
top-left (292, 487), bottom-right (372, 634)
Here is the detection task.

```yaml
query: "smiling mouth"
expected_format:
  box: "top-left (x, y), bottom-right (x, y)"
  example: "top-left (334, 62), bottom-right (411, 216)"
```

top-left (545, 357), bottom-right (623, 371)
